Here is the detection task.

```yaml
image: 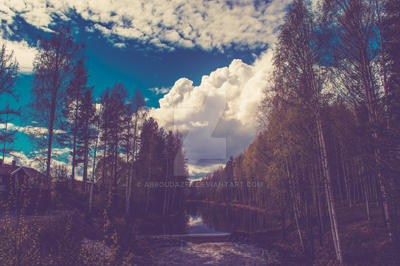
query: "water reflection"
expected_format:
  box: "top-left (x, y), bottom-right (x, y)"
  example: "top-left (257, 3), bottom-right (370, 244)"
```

top-left (138, 212), bottom-right (188, 235)
top-left (187, 216), bottom-right (227, 234)
top-left (138, 202), bottom-right (276, 235)
top-left (186, 202), bottom-right (275, 233)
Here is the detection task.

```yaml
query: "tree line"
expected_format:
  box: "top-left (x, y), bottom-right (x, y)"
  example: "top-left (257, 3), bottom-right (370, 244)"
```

top-left (191, 0), bottom-right (400, 263)
top-left (0, 27), bottom-right (189, 219)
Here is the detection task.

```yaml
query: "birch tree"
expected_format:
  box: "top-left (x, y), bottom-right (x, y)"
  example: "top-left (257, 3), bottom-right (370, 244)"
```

top-left (322, 0), bottom-right (395, 239)
top-left (383, 0), bottom-right (400, 242)
top-left (272, 0), bottom-right (343, 262)
top-left (123, 88), bottom-right (145, 217)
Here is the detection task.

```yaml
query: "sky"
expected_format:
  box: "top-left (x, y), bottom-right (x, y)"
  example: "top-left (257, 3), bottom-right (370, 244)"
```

top-left (0, 0), bottom-right (296, 179)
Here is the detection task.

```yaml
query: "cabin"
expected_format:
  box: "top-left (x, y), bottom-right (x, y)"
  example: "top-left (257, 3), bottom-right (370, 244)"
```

top-left (0, 159), bottom-right (50, 212)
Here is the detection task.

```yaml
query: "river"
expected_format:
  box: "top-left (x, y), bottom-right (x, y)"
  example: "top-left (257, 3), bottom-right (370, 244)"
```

top-left (141, 202), bottom-right (282, 265)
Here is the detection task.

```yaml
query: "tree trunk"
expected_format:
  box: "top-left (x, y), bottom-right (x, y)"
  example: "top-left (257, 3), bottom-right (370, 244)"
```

top-left (71, 98), bottom-right (79, 188)
top-left (316, 113), bottom-right (343, 264)
top-left (287, 157), bottom-right (305, 253)
top-left (46, 93), bottom-right (57, 187)
top-left (127, 112), bottom-right (139, 216)
top-left (2, 108), bottom-right (9, 161)
top-left (125, 119), bottom-right (132, 217)
top-left (374, 0), bottom-right (390, 129)
top-left (83, 133), bottom-right (90, 192)
top-left (364, 180), bottom-right (371, 221)
top-left (360, 35), bottom-right (392, 237)
top-left (46, 48), bottom-right (61, 190)
top-left (71, 131), bottom-right (77, 187)
top-left (89, 129), bottom-right (99, 214)
top-left (102, 137), bottom-right (108, 191)
top-left (341, 147), bottom-right (352, 208)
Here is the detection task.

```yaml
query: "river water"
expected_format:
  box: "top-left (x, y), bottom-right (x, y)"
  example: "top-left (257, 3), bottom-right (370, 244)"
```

top-left (148, 203), bottom-right (281, 265)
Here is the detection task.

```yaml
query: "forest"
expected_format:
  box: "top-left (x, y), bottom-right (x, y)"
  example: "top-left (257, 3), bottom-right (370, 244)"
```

top-left (0, 0), bottom-right (399, 265)
top-left (189, 0), bottom-right (400, 264)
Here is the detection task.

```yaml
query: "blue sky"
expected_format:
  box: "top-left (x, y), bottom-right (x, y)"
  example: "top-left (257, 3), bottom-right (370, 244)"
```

top-left (0, 0), bottom-right (293, 178)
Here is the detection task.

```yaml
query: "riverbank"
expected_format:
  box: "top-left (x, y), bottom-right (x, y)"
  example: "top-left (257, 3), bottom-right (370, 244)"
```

top-left (258, 204), bottom-right (399, 265)
top-left (3, 199), bottom-right (398, 265)
top-left (186, 199), bottom-right (269, 213)
top-left (186, 200), bottom-right (400, 265)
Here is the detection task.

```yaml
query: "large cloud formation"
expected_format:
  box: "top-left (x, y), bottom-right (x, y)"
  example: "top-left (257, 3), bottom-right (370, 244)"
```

top-left (1, 0), bottom-right (292, 51)
top-left (150, 49), bottom-right (274, 176)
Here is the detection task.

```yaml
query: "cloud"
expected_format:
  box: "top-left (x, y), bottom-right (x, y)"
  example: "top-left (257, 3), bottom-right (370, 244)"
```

top-left (5, 151), bottom-right (71, 175)
top-left (150, 87), bottom-right (170, 95)
top-left (0, 2), bottom-right (38, 73)
top-left (150, 49), bottom-right (274, 175)
top-left (0, 38), bottom-right (37, 73)
top-left (51, 147), bottom-right (72, 156)
top-left (0, 123), bottom-right (89, 178)
top-left (113, 42), bottom-right (126, 48)
top-left (191, 121), bottom-right (208, 128)
top-left (4, 151), bottom-right (38, 168)
top-left (5, 147), bottom-right (93, 181)
top-left (1, 0), bottom-right (292, 51)
top-left (0, 123), bottom-right (65, 136)
top-left (188, 163), bottom-right (225, 177)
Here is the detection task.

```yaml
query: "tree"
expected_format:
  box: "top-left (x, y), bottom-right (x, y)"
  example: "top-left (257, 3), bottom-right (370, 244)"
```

top-left (322, 0), bottom-right (395, 240)
top-left (272, 0), bottom-right (342, 262)
top-left (187, 0), bottom-right (400, 263)
top-left (77, 87), bottom-right (96, 191)
top-left (134, 117), bottom-right (188, 215)
top-left (122, 88), bottom-right (145, 216)
top-left (97, 83), bottom-right (128, 217)
top-left (0, 43), bottom-right (19, 163)
top-left (162, 130), bottom-right (188, 215)
top-left (31, 28), bottom-right (81, 184)
top-left (382, 0), bottom-right (400, 242)
top-left (0, 44), bottom-right (18, 96)
top-left (136, 117), bottom-right (164, 214)
top-left (99, 84), bottom-right (127, 192)
top-left (60, 56), bottom-right (95, 188)
top-left (0, 104), bottom-right (20, 161)
top-left (88, 110), bottom-right (100, 214)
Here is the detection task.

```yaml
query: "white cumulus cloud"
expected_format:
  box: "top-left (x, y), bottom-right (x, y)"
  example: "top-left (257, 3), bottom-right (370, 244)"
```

top-left (150, 49), bottom-right (274, 176)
